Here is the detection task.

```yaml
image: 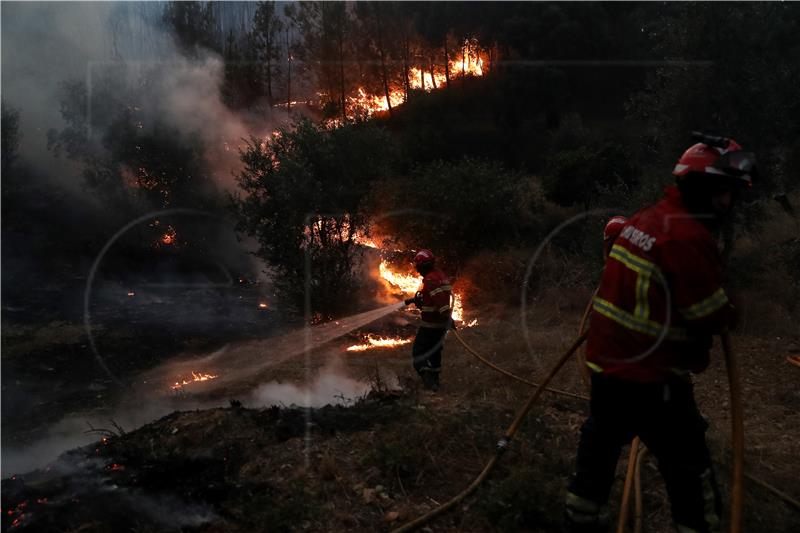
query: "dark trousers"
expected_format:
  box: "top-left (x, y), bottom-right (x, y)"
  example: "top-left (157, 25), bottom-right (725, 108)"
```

top-left (412, 326), bottom-right (446, 379)
top-left (567, 374), bottom-right (720, 532)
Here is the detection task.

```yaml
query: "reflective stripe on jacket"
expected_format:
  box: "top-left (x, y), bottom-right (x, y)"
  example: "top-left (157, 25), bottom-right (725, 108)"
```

top-left (419, 269), bottom-right (452, 328)
top-left (587, 186), bottom-right (731, 381)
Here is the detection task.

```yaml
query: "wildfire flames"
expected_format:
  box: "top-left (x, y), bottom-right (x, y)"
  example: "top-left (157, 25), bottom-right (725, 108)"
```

top-left (339, 39), bottom-right (485, 119)
top-left (171, 371), bottom-right (218, 391)
top-left (346, 334), bottom-right (412, 352)
top-left (377, 260), bottom-right (477, 327)
top-left (379, 260), bottom-right (420, 294)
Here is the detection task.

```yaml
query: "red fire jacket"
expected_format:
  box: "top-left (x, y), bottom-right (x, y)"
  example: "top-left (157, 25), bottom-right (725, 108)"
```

top-left (586, 186), bottom-right (732, 382)
top-left (417, 269), bottom-right (453, 328)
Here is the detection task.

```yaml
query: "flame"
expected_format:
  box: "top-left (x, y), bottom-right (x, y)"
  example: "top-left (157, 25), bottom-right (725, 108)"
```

top-left (171, 371), bottom-right (218, 390)
top-left (346, 334), bottom-right (412, 352)
top-left (258, 302), bottom-right (268, 309)
top-left (353, 230), bottom-right (380, 249)
top-left (379, 260), bottom-right (421, 295)
top-left (377, 260), bottom-right (478, 327)
top-left (160, 225), bottom-right (177, 245)
top-left (330, 39), bottom-right (485, 120)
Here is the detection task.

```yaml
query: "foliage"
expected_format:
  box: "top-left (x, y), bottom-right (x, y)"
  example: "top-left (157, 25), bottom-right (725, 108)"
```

top-left (231, 119), bottom-right (397, 313)
top-left (369, 157), bottom-right (539, 269)
top-left (161, 1), bottom-right (220, 55)
top-left (542, 142), bottom-right (639, 208)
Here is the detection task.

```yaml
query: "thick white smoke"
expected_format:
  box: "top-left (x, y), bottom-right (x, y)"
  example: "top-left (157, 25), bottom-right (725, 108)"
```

top-left (249, 358), bottom-right (389, 408)
top-left (1, 1), bottom-right (281, 193)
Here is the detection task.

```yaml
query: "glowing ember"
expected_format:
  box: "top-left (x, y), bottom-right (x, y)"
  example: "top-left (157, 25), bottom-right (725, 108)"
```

top-left (347, 334), bottom-right (412, 352)
top-left (160, 225), bottom-right (177, 245)
top-left (171, 371), bottom-right (218, 390)
top-left (127, 291), bottom-right (135, 297)
top-left (258, 302), bottom-right (268, 309)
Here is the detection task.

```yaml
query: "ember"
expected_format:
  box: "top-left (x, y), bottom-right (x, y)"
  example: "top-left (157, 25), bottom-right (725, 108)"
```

top-left (346, 334), bottom-right (412, 352)
top-left (171, 371), bottom-right (218, 390)
top-left (160, 225), bottom-right (177, 245)
top-left (258, 302), bottom-right (268, 309)
top-left (127, 291), bottom-right (135, 297)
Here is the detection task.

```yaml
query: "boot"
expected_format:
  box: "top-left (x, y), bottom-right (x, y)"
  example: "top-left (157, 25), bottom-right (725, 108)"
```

top-left (421, 372), bottom-right (437, 391)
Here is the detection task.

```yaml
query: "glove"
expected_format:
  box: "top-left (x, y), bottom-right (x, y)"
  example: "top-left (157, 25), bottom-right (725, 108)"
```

top-left (403, 297), bottom-right (415, 306)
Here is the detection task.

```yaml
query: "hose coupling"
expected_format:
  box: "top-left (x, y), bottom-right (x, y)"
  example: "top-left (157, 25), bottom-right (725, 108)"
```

top-left (496, 436), bottom-right (511, 453)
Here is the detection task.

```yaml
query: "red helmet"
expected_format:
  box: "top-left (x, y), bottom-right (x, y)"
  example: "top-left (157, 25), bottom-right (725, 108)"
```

top-left (603, 216), bottom-right (628, 242)
top-left (672, 133), bottom-right (757, 185)
top-left (413, 249), bottom-right (435, 268)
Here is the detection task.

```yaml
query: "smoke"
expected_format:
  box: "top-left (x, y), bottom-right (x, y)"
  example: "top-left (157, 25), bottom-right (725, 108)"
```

top-left (0, 392), bottom-right (221, 477)
top-left (1, 1), bottom-right (281, 193)
top-left (249, 358), bottom-right (384, 408)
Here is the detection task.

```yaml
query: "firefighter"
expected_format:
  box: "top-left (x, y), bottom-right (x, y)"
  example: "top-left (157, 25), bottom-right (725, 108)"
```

top-left (603, 216), bottom-right (628, 259)
top-left (565, 134), bottom-right (758, 533)
top-left (404, 249), bottom-right (453, 391)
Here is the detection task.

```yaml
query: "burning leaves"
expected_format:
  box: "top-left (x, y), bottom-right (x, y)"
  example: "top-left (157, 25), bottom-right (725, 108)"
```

top-left (171, 372), bottom-right (219, 391)
top-left (346, 334), bottom-right (412, 352)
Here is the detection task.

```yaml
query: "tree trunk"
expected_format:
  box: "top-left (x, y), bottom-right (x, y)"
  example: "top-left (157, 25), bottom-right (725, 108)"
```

top-left (443, 36), bottom-right (450, 88)
top-left (338, 31), bottom-right (346, 121)
top-left (403, 36), bottom-right (410, 102)
top-left (266, 41), bottom-right (273, 102)
top-left (462, 41), bottom-right (466, 87)
top-left (429, 54), bottom-right (437, 90)
top-left (375, 6), bottom-right (393, 116)
top-left (285, 28), bottom-right (291, 113)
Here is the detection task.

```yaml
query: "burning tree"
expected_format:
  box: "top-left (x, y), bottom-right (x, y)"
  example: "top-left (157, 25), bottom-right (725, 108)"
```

top-left (232, 119), bottom-right (396, 314)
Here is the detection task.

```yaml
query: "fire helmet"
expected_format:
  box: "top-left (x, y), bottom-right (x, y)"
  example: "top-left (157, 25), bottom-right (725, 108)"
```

top-left (413, 249), bottom-right (436, 268)
top-left (672, 132), bottom-right (757, 186)
top-left (603, 216), bottom-right (628, 243)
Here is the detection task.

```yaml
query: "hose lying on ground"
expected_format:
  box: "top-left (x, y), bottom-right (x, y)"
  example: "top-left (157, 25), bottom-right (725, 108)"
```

top-left (400, 318), bottom-right (783, 532)
top-left (451, 328), bottom-right (588, 401)
top-left (390, 331), bottom-right (589, 533)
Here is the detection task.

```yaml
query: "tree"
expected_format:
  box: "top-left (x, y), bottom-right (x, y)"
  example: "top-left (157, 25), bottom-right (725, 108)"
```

top-left (542, 142), bottom-right (639, 208)
top-left (368, 157), bottom-right (537, 267)
top-left (1, 100), bottom-right (21, 175)
top-left (252, 1), bottom-right (283, 104)
top-left (162, 1), bottom-right (220, 55)
top-left (231, 119), bottom-right (397, 314)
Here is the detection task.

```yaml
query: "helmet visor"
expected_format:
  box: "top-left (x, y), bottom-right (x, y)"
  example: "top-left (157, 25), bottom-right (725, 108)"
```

top-left (715, 151), bottom-right (758, 182)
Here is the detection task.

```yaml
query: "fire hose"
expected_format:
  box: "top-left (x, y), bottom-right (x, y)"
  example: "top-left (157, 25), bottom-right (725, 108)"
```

top-left (615, 329), bottom-right (745, 533)
top-left (391, 331), bottom-right (589, 533)
top-left (395, 300), bottom-right (791, 531)
top-left (450, 328), bottom-right (588, 401)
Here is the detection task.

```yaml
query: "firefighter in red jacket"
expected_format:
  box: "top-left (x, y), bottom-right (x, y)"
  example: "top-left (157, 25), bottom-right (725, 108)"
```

top-left (404, 249), bottom-right (453, 391)
top-left (565, 134), bottom-right (758, 532)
